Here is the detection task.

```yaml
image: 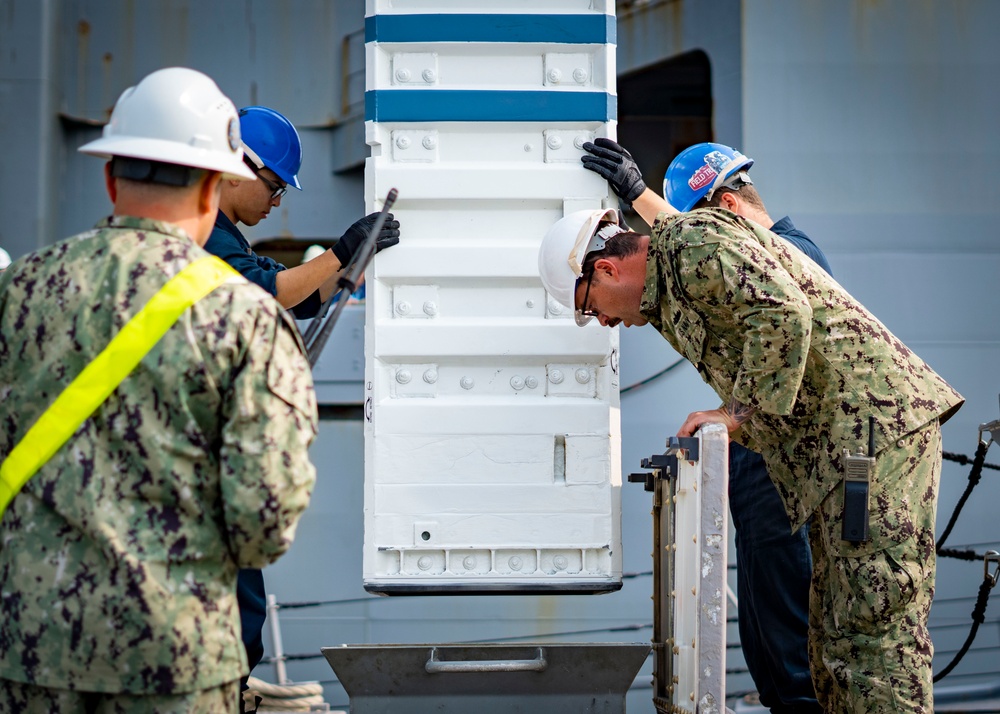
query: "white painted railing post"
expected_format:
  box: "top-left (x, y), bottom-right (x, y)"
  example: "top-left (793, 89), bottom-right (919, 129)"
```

top-left (632, 423), bottom-right (730, 713)
top-left (267, 593), bottom-right (288, 685)
top-left (692, 423), bottom-right (731, 714)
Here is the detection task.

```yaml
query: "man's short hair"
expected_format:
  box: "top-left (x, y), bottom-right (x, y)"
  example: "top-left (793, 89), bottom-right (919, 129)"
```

top-left (695, 183), bottom-right (767, 212)
top-left (581, 229), bottom-right (644, 278)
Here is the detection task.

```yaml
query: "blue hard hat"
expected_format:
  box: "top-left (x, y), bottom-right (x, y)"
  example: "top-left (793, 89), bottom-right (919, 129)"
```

top-left (238, 106), bottom-right (303, 190)
top-left (663, 143), bottom-right (754, 212)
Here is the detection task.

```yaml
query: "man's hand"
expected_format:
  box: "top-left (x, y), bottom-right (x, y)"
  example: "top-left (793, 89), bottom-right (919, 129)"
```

top-left (581, 138), bottom-right (647, 206)
top-left (332, 212), bottom-right (401, 266)
top-left (677, 399), bottom-right (756, 437)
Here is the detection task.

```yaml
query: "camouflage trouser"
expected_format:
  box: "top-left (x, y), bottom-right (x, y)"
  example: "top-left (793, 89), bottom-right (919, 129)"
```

top-left (807, 419), bottom-right (940, 714)
top-left (0, 676), bottom-right (239, 714)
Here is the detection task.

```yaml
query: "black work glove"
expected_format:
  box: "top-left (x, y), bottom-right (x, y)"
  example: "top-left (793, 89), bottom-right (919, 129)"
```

top-left (332, 211), bottom-right (401, 266)
top-left (581, 138), bottom-right (647, 207)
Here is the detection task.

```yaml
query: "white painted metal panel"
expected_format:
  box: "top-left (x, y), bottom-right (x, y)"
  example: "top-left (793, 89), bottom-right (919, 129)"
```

top-left (642, 427), bottom-right (729, 712)
top-left (363, 1), bottom-right (621, 593)
top-left (671, 425), bottom-right (729, 713)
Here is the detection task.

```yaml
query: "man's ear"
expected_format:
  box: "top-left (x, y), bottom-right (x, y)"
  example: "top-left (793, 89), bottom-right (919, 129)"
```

top-left (718, 191), bottom-right (740, 212)
top-left (103, 162), bottom-right (117, 203)
top-left (593, 257), bottom-right (619, 281)
top-left (198, 172), bottom-right (224, 215)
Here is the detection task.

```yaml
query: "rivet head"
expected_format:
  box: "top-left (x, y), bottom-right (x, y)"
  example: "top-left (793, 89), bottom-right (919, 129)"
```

top-left (572, 67), bottom-right (589, 83)
top-left (462, 556), bottom-right (477, 570)
top-left (575, 368), bottom-right (591, 384)
top-left (510, 376), bottom-right (525, 390)
top-left (395, 135), bottom-right (411, 150)
top-left (526, 299), bottom-right (535, 308)
top-left (525, 376), bottom-right (538, 389)
top-left (574, 135), bottom-right (588, 150)
top-left (547, 299), bottom-right (563, 315)
top-left (546, 135), bottom-right (563, 150)
top-left (417, 556), bottom-right (432, 571)
top-left (897, 439), bottom-right (905, 448)
top-left (460, 376), bottom-right (475, 390)
top-left (509, 556), bottom-right (523, 571)
top-left (395, 68), bottom-right (411, 83)
top-left (396, 369), bottom-right (412, 384)
top-left (423, 369), bottom-right (438, 384)
top-left (421, 68), bottom-right (436, 83)
top-left (549, 369), bottom-right (564, 384)
top-left (422, 135), bottom-right (437, 150)
top-left (523, 143), bottom-right (534, 153)
top-left (553, 555), bottom-right (568, 571)
top-left (423, 301), bottom-right (438, 316)
top-left (547, 68), bottom-right (562, 83)
top-left (395, 300), bottom-right (411, 315)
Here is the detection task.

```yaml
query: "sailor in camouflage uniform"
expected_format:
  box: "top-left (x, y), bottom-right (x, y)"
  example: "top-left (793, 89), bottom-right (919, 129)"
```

top-left (0, 68), bottom-right (317, 714)
top-left (540, 150), bottom-right (963, 713)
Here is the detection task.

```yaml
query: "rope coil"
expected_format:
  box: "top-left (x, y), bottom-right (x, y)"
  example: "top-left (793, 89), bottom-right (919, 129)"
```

top-left (244, 676), bottom-right (329, 712)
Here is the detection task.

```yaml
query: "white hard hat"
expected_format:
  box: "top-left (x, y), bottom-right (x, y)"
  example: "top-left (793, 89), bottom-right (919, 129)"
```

top-left (0, 247), bottom-right (10, 270)
top-left (78, 67), bottom-right (255, 181)
top-left (302, 244), bottom-right (326, 263)
top-left (538, 208), bottom-right (625, 326)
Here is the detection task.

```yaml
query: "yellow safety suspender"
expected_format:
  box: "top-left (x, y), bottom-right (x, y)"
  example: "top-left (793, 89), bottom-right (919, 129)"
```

top-left (0, 255), bottom-right (240, 520)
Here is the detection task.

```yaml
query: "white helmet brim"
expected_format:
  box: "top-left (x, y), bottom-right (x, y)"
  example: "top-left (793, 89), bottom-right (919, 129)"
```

top-left (77, 67), bottom-right (257, 182)
top-left (539, 208), bottom-right (624, 326)
top-left (79, 135), bottom-right (256, 181)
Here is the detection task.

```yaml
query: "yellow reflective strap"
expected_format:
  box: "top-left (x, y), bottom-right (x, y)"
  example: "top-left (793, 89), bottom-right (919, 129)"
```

top-left (0, 255), bottom-right (239, 520)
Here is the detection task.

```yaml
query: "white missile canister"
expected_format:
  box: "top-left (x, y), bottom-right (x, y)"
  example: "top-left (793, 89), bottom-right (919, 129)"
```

top-left (363, 0), bottom-right (621, 594)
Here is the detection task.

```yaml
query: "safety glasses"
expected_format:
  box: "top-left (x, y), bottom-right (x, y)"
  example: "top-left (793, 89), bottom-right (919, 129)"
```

top-left (576, 268), bottom-right (599, 324)
top-left (242, 156), bottom-right (287, 200)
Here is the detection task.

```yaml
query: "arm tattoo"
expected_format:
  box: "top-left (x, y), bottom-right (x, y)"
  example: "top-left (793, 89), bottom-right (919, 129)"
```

top-left (723, 397), bottom-right (756, 426)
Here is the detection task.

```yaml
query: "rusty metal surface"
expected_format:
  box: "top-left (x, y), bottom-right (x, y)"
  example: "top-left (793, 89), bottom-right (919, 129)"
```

top-left (58, 0), bottom-right (355, 127)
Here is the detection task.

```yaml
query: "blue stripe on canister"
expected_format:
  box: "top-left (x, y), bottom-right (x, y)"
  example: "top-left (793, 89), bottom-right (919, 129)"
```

top-left (365, 14), bottom-right (615, 44)
top-left (365, 90), bottom-right (616, 122)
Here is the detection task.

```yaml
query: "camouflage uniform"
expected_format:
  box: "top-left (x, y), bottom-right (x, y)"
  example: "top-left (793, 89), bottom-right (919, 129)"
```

top-left (0, 216), bottom-right (317, 700)
top-left (640, 208), bottom-right (963, 713)
top-left (0, 677), bottom-right (238, 714)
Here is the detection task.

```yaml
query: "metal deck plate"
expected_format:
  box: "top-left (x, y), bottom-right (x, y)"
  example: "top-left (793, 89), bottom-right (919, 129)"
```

top-left (322, 642), bottom-right (650, 713)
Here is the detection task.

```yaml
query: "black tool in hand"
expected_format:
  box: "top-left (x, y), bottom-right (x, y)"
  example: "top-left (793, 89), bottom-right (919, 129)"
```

top-left (304, 188), bottom-right (399, 367)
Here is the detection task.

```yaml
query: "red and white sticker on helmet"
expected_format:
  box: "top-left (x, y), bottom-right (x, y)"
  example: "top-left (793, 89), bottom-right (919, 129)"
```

top-left (687, 150), bottom-right (731, 191)
top-left (688, 164), bottom-right (717, 191)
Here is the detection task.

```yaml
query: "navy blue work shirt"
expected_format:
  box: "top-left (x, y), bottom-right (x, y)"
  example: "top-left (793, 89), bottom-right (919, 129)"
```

top-left (204, 211), bottom-right (323, 319)
top-left (769, 216), bottom-right (833, 276)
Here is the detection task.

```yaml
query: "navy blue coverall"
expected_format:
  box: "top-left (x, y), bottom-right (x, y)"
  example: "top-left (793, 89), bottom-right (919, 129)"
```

top-left (731, 216), bottom-right (832, 713)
